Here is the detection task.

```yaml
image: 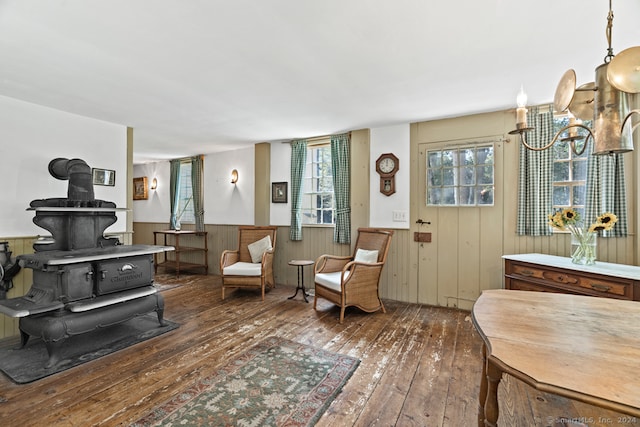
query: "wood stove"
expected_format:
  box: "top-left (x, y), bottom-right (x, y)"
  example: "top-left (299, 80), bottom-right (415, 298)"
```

top-left (0, 158), bottom-right (173, 368)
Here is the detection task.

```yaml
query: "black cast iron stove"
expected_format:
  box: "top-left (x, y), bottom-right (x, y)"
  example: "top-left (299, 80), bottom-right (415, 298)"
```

top-left (0, 158), bottom-right (173, 368)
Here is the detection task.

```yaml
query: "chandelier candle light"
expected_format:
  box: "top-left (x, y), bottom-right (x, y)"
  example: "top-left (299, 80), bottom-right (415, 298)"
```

top-left (548, 209), bottom-right (618, 265)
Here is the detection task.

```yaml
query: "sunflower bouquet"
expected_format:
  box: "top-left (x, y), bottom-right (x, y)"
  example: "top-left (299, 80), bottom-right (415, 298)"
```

top-left (548, 208), bottom-right (617, 265)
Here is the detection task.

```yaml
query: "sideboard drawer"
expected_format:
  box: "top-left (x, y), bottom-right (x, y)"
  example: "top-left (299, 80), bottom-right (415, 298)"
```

top-left (505, 256), bottom-right (638, 301)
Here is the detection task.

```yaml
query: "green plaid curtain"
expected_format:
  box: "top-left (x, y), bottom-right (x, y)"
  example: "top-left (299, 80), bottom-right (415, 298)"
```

top-left (331, 133), bottom-right (351, 244)
top-left (290, 140), bottom-right (307, 241)
top-left (516, 105), bottom-right (554, 236)
top-left (169, 159), bottom-right (181, 230)
top-left (585, 148), bottom-right (628, 237)
top-left (190, 155), bottom-right (205, 232)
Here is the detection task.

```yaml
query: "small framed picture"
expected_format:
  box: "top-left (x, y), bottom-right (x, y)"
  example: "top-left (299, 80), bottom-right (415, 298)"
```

top-left (272, 182), bottom-right (288, 203)
top-left (133, 177), bottom-right (148, 200)
top-left (92, 168), bottom-right (116, 186)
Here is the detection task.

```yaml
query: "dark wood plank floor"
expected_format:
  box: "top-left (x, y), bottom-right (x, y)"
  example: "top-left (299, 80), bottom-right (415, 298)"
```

top-left (0, 274), bottom-right (636, 427)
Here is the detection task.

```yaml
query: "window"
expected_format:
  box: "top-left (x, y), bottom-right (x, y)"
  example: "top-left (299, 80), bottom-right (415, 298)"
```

top-left (302, 144), bottom-right (334, 224)
top-left (426, 143), bottom-right (494, 206)
top-left (551, 115), bottom-right (590, 219)
top-left (176, 160), bottom-right (195, 223)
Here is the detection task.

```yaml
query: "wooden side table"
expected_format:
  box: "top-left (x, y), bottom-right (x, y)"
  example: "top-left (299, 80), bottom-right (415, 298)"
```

top-left (153, 230), bottom-right (208, 278)
top-left (288, 260), bottom-right (314, 302)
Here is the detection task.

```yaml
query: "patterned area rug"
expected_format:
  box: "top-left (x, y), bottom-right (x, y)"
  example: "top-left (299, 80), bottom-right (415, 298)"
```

top-left (133, 336), bottom-right (360, 426)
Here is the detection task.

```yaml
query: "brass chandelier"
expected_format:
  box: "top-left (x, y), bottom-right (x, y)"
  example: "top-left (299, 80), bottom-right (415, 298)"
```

top-left (510, 0), bottom-right (640, 156)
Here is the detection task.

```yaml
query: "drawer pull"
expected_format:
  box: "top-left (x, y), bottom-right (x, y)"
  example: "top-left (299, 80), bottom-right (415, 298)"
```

top-left (520, 269), bottom-right (534, 276)
top-left (590, 283), bottom-right (612, 292)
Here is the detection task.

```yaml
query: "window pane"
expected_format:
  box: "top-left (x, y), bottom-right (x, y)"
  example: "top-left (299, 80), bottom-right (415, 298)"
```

top-left (553, 141), bottom-right (570, 160)
top-left (461, 166), bottom-right (475, 185)
top-left (443, 168), bottom-right (455, 185)
top-left (459, 186), bottom-right (474, 205)
top-left (572, 184), bottom-right (586, 206)
top-left (442, 151), bottom-right (455, 167)
top-left (428, 169), bottom-right (441, 186)
top-left (478, 187), bottom-right (493, 205)
top-left (553, 185), bottom-right (570, 206)
top-left (442, 187), bottom-right (456, 205)
top-left (428, 187), bottom-right (441, 204)
top-left (428, 152), bottom-right (441, 168)
top-left (459, 149), bottom-right (474, 166)
top-left (553, 161), bottom-right (570, 182)
top-left (477, 165), bottom-right (493, 185)
top-left (572, 159), bottom-right (587, 181)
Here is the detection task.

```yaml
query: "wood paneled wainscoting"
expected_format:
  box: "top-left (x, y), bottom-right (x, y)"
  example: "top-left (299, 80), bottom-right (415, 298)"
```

top-left (0, 274), bottom-right (634, 426)
top-left (133, 222), bottom-right (414, 303)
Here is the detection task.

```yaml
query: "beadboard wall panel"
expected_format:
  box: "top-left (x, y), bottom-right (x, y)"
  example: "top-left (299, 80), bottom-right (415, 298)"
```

top-left (133, 223), bottom-right (411, 302)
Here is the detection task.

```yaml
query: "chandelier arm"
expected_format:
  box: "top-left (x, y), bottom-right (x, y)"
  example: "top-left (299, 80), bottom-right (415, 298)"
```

top-left (621, 109), bottom-right (640, 133)
top-left (565, 124), bottom-right (593, 156)
top-left (519, 132), bottom-right (555, 151)
top-left (520, 132), bottom-right (557, 151)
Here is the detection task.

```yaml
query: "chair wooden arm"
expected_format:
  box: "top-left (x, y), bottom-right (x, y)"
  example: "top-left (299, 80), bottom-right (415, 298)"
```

top-left (315, 254), bottom-right (353, 274)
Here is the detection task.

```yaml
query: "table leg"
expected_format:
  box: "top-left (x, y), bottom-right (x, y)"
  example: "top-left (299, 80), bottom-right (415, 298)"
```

top-left (478, 344), bottom-right (502, 427)
top-left (478, 344), bottom-right (488, 427)
top-left (288, 265), bottom-right (309, 302)
top-left (485, 359), bottom-right (501, 426)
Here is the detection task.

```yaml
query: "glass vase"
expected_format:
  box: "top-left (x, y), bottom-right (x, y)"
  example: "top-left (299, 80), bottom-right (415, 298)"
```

top-left (571, 231), bottom-right (596, 265)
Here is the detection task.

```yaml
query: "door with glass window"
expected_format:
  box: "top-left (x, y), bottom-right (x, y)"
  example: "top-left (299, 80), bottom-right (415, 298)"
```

top-left (417, 139), bottom-right (503, 310)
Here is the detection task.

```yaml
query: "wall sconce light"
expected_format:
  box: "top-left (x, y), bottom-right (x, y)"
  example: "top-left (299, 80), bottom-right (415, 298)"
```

top-left (150, 177), bottom-right (158, 190)
top-left (231, 169), bottom-right (239, 184)
top-left (510, 0), bottom-right (640, 156)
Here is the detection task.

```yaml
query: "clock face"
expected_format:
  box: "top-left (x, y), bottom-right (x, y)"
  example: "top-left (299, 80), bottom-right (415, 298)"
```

top-left (379, 157), bottom-right (395, 174)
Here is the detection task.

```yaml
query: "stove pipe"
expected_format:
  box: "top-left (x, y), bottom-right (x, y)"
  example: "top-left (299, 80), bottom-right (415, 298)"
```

top-left (48, 158), bottom-right (95, 201)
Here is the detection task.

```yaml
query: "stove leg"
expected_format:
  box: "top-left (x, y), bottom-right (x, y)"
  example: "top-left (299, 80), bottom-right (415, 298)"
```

top-left (19, 330), bottom-right (30, 348)
top-left (155, 293), bottom-right (166, 326)
top-left (155, 307), bottom-right (166, 326)
top-left (44, 340), bottom-right (62, 369)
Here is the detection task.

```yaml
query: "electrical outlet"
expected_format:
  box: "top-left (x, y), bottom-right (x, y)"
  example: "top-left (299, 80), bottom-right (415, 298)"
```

top-left (392, 210), bottom-right (407, 222)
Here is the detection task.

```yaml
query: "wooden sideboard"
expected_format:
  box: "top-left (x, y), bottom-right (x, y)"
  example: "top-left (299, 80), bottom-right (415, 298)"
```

top-left (503, 253), bottom-right (640, 301)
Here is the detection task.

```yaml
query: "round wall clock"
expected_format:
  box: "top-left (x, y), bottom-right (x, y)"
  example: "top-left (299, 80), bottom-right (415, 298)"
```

top-left (375, 153), bottom-right (399, 196)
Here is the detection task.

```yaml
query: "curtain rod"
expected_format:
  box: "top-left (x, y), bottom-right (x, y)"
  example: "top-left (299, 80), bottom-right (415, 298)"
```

top-left (281, 131), bottom-right (351, 144)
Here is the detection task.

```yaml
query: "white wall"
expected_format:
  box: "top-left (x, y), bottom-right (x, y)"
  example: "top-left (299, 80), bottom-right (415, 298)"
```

top-left (370, 124), bottom-right (411, 229)
top-left (205, 147), bottom-right (255, 225)
top-left (270, 142), bottom-right (290, 226)
top-left (0, 95), bottom-right (128, 236)
top-left (133, 146), bottom-right (256, 225)
top-left (133, 125), bottom-right (411, 229)
top-left (132, 161), bottom-right (170, 223)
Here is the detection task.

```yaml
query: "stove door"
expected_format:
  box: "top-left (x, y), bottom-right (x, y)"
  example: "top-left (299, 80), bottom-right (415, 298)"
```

top-left (95, 255), bottom-right (153, 295)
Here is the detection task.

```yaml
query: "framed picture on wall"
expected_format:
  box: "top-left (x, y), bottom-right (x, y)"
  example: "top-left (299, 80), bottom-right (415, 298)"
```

top-left (92, 168), bottom-right (116, 186)
top-left (272, 182), bottom-right (288, 203)
top-left (133, 177), bottom-right (148, 200)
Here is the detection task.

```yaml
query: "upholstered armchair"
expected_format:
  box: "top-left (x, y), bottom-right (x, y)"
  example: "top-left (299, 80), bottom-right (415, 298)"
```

top-left (313, 228), bottom-right (393, 323)
top-left (220, 226), bottom-right (277, 301)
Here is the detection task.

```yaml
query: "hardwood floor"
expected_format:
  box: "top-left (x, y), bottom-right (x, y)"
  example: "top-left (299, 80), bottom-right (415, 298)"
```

top-left (0, 274), bottom-right (636, 427)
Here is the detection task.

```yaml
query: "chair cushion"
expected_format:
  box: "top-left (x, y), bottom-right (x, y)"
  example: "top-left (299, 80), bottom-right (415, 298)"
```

top-left (355, 248), bottom-right (378, 263)
top-left (248, 235), bottom-right (272, 263)
top-left (315, 270), bottom-right (351, 292)
top-left (223, 262), bottom-right (262, 276)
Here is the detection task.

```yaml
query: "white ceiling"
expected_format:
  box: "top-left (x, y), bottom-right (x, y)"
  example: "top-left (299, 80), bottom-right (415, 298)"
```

top-left (1, 0), bottom-right (638, 164)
